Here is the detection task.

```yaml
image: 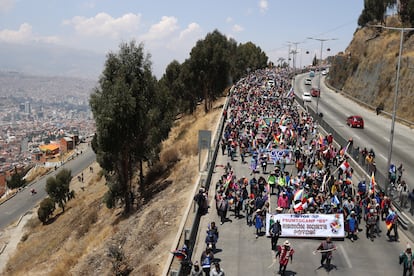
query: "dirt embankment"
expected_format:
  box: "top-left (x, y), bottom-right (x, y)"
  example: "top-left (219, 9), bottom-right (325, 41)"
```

top-left (1, 97), bottom-right (226, 276)
top-left (329, 17), bottom-right (414, 122)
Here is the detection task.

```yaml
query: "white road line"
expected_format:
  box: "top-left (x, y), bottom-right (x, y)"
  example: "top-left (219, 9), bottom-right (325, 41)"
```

top-left (378, 153), bottom-right (387, 160)
top-left (339, 244), bottom-right (352, 268)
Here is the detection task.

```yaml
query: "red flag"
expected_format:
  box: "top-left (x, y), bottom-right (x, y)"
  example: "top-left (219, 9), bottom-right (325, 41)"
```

top-left (339, 160), bottom-right (350, 173)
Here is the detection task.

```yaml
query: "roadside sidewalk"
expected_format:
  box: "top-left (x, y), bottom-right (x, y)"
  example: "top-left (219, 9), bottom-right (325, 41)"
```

top-left (0, 211), bottom-right (35, 274)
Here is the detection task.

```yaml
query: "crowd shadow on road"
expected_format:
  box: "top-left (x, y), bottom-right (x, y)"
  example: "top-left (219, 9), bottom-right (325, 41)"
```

top-left (315, 263), bottom-right (338, 273)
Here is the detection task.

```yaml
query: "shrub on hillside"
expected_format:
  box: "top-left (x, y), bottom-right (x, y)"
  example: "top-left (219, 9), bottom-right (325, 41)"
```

top-left (160, 147), bottom-right (180, 166)
top-left (37, 197), bottom-right (56, 224)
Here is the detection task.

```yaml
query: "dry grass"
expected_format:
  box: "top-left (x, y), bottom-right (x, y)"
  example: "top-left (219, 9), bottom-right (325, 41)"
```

top-left (3, 96), bottom-right (226, 276)
top-left (330, 16), bottom-right (414, 121)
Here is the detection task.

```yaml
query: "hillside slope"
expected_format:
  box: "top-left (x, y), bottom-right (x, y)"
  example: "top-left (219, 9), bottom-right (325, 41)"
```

top-left (329, 19), bottom-right (414, 122)
top-left (1, 97), bottom-right (225, 276)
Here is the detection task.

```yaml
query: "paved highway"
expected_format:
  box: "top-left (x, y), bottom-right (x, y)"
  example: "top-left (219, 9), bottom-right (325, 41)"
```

top-left (195, 150), bottom-right (407, 275)
top-left (0, 146), bottom-right (96, 229)
top-left (192, 74), bottom-right (413, 275)
top-left (298, 73), bottom-right (414, 193)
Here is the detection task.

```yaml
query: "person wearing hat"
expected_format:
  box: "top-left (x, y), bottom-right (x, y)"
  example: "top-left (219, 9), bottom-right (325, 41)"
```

top-left (254, 208), bottom-right (263, 238)
top-left (275, 240), bottom-right (295, 275)
top-left (399, 244), bottom-right (414, 276)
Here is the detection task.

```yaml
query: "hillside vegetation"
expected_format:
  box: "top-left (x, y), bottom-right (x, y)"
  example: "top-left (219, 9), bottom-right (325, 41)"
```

top-left (3, 97), bottom-right (225, 276)
top-left (329, 17), bottom-right (414, 122)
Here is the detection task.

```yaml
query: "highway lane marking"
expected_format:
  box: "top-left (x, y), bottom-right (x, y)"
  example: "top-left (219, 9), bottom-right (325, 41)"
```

top-left (339, 244), bottom-right (352, 268)
top-left (378, 153), bottom-right (387, 160)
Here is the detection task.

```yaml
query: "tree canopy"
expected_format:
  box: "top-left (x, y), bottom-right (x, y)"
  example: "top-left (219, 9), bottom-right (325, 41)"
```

top-left (357, 0), bottom-right (414, 27)
top-left (89, 31), bottom-right (268, 214)
top-left (160, 30), bottom-right (268, 114)
top-left (45, 168), bottom-right (72, 212)
top-left (90, 41), bottom-right (174, 214)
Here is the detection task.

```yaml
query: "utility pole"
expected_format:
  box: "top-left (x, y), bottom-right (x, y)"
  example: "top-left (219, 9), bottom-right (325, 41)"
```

top-left (369, 25), bottom-right (414, 195)
top-left (307, 37), bottom-right (337, 115)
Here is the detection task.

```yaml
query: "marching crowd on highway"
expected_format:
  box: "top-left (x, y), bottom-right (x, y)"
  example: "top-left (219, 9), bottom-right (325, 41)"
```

top-left (184, 67), bottom-right (412, 276)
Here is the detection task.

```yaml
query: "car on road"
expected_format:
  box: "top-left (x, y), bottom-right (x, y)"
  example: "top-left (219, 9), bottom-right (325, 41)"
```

top-left (310, 87), bottom-right (320, 97)
top-left (309, 71), bottom-right (315, 77)
top-left (346, 115), bottom-right (364, 128)
top-left (304, 78), bottom-right (312, 85)
top-left (321, 70), bottom-right (327, 75)
top-left (302, 92), bottom-right (312, 102)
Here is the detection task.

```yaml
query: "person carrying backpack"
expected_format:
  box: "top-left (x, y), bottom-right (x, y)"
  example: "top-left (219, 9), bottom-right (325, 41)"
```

top-left (400, 244), bottom-right (414, 276)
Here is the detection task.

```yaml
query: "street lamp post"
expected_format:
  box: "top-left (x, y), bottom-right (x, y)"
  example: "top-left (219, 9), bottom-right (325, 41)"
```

top-left (287, 41), bottom-right (302, 95)
top-left (307, 37), bottom-right (337, 115)
top-left (369, 25), bottom-right (414, 195)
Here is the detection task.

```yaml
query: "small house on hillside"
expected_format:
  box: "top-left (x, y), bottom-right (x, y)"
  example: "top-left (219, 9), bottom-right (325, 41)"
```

top-left (32, 143), bottom-right (60, 164)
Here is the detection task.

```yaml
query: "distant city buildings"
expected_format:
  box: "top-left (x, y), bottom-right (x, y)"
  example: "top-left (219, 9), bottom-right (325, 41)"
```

top-left (0, 72), bottom-right (96, 197)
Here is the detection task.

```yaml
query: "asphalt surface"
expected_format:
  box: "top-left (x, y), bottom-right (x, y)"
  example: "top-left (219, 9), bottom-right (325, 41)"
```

top-left (0, 146), bottom-right (96, 230)
top-left (299, 73), bottom-right (414, 194)
top-left (194, 146), bottom-right (409, 276)
top-left (192, 74), bottom-right (413, 276)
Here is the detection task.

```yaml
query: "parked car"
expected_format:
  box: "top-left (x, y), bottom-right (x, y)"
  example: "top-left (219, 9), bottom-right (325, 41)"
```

top-left (310, 87), bottom-right (320, 97)
top-left (302, 92), bottom-right (312, 102)
top-left (346, 115), bottom-right (364, 128)
top-left (304, 78), bottom-right (312, 85)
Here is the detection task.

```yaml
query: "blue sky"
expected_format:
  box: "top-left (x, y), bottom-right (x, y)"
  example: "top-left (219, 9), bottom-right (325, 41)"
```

top-left (0, 0), bottom-right (365, 79)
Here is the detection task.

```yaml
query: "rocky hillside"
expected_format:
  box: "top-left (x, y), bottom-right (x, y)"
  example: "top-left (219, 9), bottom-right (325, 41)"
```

top-left (329, 17), bottom-right (414, 122)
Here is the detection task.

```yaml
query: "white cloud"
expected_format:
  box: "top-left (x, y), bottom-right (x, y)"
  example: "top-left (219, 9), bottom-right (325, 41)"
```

top-left (63, 12), bottom-right (141, 39)
top-left (0, 0), bottom-right (14, 13)
top-left (0, 23), bottom-right (59, 44)
top-left (226, 17), bottom-right (233, 23)
top-left (140, 16), bottom-right (179, 42)
top-left (232, 24), bottom-right (244, 33)
top-left (146, 21), bottom-right (203, 78)
top-left (178, 22), bottom-right (201, 41)
top-left (259, 0), bottom-right (268, 13)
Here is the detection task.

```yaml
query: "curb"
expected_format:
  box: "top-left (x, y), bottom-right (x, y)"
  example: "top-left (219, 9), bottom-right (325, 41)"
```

top-left (0, 242), bottom-right (8, 255)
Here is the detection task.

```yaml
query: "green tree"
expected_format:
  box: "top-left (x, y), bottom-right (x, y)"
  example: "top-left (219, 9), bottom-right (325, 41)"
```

top-left (45, 168), bottom-right (72, 212)
top-left (160, 60), bottom-right (186, 114)
top-left (231, 41), bottom-right (268, 81)
top-left (399, 0), bottom-right (414, 26)
top-left (6, 168), bottom-right (26, 189)
top-left (37, 197), bottom-right (56, 224)
top-left (312, 54), bottom-right (318, 66)
top-left (188, 30), bottom-right (233, 112)
top-left (358, 0), bottom-right (397, 26)
top-left (90, 41), bottom-right (174, 214)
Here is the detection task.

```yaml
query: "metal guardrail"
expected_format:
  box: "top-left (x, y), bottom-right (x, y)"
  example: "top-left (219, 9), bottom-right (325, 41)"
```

top-left (325, 81), bottom-right (414, 128)
top-left (295, 92), bottom-right (412, 230)
top-left (168, 82), bottom-right (413, 275)
top-left (165, 90), bottom-right (231, 276)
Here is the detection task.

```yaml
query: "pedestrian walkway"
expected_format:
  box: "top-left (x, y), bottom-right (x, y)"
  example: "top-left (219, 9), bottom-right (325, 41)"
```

top-left (190, 67), bottom-right (412, 275)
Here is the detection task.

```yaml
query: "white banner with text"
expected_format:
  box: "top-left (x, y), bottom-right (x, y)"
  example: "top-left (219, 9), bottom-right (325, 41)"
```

top-left (266, 213), bottom-right (345, 238)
